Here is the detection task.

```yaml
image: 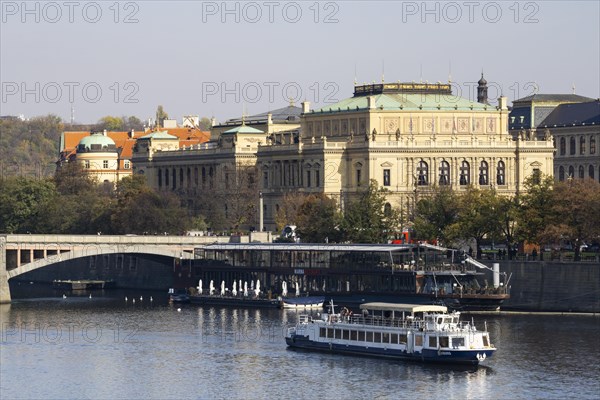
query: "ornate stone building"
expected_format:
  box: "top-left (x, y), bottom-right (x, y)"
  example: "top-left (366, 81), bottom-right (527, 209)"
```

top-left (257, 81), bottom-right (554, 229)
top-left (509, 95), bottom-right (599, 182)
top-left (135, 79), bottom-right (555, 232)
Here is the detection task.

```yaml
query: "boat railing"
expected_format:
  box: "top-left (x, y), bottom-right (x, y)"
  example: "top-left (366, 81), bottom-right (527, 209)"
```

top-left (331, 315), bottom-right (477, 332)
top-left (298, 315), bottom-right (313, 324)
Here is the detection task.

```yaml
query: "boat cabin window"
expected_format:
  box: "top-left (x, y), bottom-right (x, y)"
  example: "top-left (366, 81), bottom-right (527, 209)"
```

top-left (335, 329), bottom-right (342, 339)
top-left (374, 332), bottom-right (382, 342)
top-left (382, 333), bottom-right (390, 344)
top-left (399, 334), bottom-right (407, 344)
top-left (320, 328), bottom-right (327, 338)
top-left (391, 333), bottom-right (398, 344)
top-left (483, 335), bottom-right (489, 347)
top-left (327, 328), bottom-right (334, 339)
top-left (358, 331), bottom-right (366, 341)
top-left (452, 337), bottom-right (465, 347)
top-left (343, 330), bottom-right (350, 340)
top-left (439, 336), bottom-right (449, 348)
top-left (429, 336), bottom-right (437, 347)
top-left (366, 332), bottom-right (373, 342)
top-left (415, 335), bottom-right (423, 346)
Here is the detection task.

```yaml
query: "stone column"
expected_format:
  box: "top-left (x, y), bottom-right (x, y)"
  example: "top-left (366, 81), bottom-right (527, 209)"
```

top-left (0, 236), bottom-right (11, 303)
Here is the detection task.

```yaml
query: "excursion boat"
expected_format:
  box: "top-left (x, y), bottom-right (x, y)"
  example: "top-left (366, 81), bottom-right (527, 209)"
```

top-left (285, 302), bottom-right (496, 365)
top-left (175, 243), bottom-right (510, 311)
top-left (282, 296), bottom-right (325, 309)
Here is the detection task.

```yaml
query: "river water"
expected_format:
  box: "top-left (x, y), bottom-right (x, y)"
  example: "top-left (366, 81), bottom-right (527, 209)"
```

top-left (1, 286), bottom-right (599, 400)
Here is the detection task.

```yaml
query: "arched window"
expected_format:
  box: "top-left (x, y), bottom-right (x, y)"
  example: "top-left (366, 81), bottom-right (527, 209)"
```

top-left (589, 165), bottom-right (595, 180)
top-left (579, 165), bottom-right (584, 179)
top-left (591, 135), bottom-right (596, 155)
top-left (570, 137), bottom-right (576, 155)
top-left (580, 136), bottom-right (586, 155)
top-left (417, 161), bottom-right (429, 186)
top-left (460, 161), bottom-right (470, 185)
top-left (560, 137), bottom-right (566, 155)
top-left (558, 166), bottom-right (565, 181)
top-left (568, 165), bottom-right (575, 178)
top-left (384, 203), bottom-right (392, 217)
top-left (438, 161), bottom-right (450, 185)
top-left (479, 161), bottom-right (489, 185)
top-left (496, 161), bottom-right (505, 185)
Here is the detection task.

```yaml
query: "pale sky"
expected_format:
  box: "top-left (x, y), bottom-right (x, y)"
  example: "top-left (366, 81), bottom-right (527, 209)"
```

top-left (1, 0), bottom-right (599, 124)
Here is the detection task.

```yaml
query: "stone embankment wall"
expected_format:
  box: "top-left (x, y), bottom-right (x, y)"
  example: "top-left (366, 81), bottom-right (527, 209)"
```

top-left (485, 260), bottom-right (600, 313)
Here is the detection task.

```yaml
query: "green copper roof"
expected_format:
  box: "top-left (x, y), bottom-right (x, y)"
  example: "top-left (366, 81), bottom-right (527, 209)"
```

top-left (138, 130), bottom-right (178, 140)
top-left (222, 124), bottom-right (264, 134)
top-left (77, 133), bottom-right (117, 152)
top-left (313, 93), bottom-right (490, 114)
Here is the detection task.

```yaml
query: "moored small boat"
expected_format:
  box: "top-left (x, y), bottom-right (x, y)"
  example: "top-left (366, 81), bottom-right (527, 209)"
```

top-left (168, 288), bottom-right (190, 303)
top-left (282, 296), bottom-right (325, 309)
top-left (285, 302), bottom-right (496, 365)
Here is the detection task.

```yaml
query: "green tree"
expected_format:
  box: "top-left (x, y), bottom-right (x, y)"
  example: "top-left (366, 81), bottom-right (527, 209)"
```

top-left (516, 175), bottom-right (555, 247)
top-left (495, 195), bottom-right (520, 259)
top-left (111, 175), bottom-right (190, 234)
top-left (295, 193), bottom-right (341, 243)
top-left (156, 106), bottom-right (169, 128)
top-left (340, 180), bottom-right (399, 243)
top-left (446, 187), bottom-right (500, 258)
top-left (198, 117), bottom-right (212, 131)
top-left (97, 116), bottom-right (124, 131)
top-left (0, 177), bottom-right (57, 233)
top-left (413, 186), bottom-right (460, 244)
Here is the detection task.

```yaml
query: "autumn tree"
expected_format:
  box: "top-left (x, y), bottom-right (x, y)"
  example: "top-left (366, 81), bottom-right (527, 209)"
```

top-left (538, 178), bottom-right (600, 260)
top-left (274, 192), bottom-right (308, 232)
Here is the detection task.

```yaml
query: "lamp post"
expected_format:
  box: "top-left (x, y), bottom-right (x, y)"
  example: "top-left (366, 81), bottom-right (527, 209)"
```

top-left (259, 191), bottom-right (264, 232)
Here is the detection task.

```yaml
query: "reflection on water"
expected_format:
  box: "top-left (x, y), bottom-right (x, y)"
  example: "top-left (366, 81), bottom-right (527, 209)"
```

top-left (1, 286), bottom-right (599, 400)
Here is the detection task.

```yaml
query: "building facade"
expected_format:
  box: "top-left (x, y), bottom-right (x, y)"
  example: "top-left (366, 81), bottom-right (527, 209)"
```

top-left (135, 79), bottom-right (555, 232)
top-left (509, 95), bottom-right (599, 182)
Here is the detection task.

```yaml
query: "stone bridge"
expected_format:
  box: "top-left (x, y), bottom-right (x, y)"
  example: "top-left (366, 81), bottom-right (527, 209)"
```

top-left (0, 233), bottom-right (270, 303)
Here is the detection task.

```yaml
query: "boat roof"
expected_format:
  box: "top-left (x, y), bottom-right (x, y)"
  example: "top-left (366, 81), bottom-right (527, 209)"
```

top-left (359, 303), bottom-right (448, 313)
top-left (200, 243), bottom-right (413, 252)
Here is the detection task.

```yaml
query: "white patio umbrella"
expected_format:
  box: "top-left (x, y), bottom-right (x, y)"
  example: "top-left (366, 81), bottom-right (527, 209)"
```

top-left (198, 279), bottom-right (203, 295)
top-left (282, 281), bottom-right (288, 297)
top-left (255, 279), bottom-right (261, 297)
top-left (209, 280), bottom-right (215, 295)
top-left (232, 281), bottom-right (237, 296)
top-left (244, 281), bottom-right (249, 297)
top-left (221, 280), bottom-right (226, 295)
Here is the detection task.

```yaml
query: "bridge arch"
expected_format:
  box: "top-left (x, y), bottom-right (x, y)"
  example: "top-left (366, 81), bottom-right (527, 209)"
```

top-left (7, 246), bottom-right (193, 280)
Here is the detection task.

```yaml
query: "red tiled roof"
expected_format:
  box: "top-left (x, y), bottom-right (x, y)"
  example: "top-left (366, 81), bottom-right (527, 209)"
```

top-left (60, 128), bottom-right (210, 163)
